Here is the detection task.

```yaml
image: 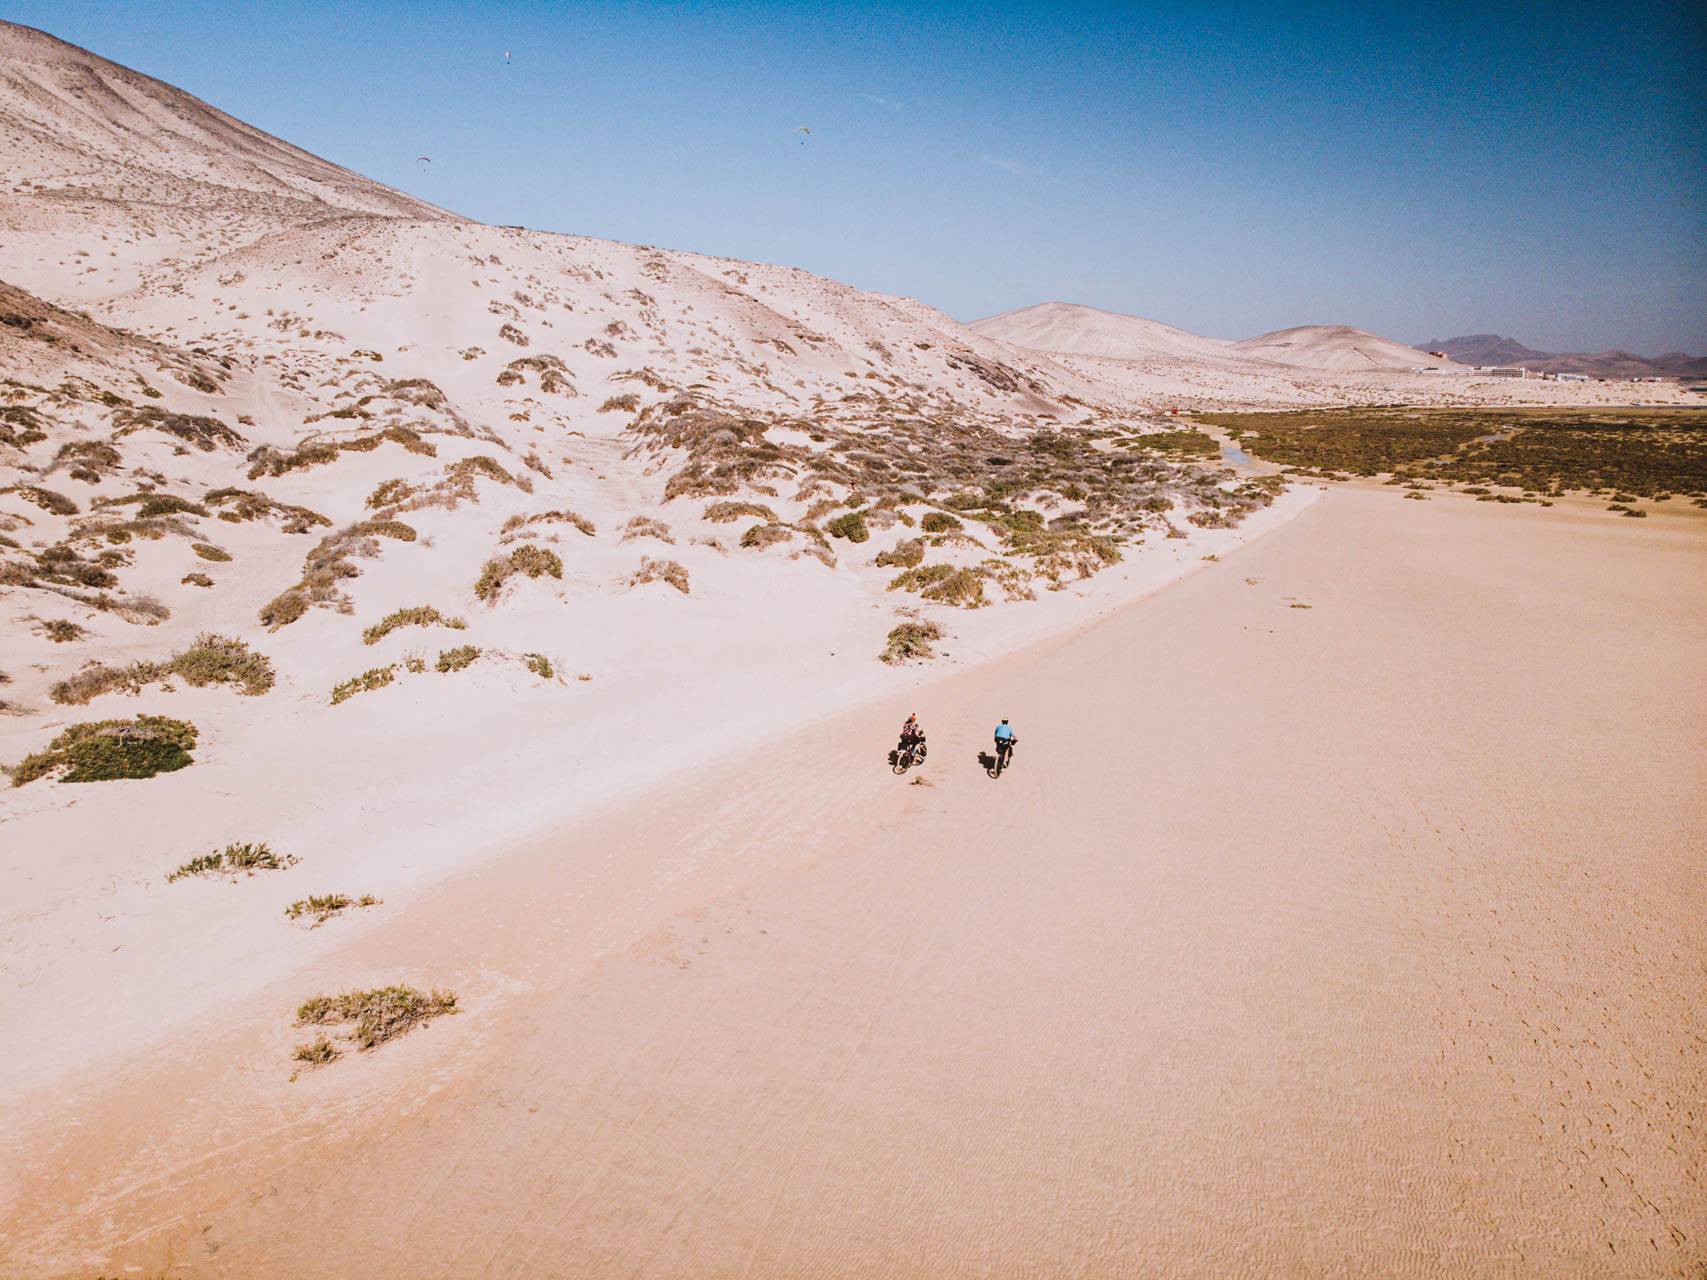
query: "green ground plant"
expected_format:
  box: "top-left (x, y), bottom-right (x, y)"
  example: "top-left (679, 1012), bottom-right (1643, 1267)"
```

top-left (330, 664), bottom-right (397, 705)
top-left (362, 605), bottom-right (465, 645)
top-left (435, 644), bottom-right (480, 673)
top-left (881, 620), bottom-right (943, 664)
top-left (11, 716), bottom-right (197, 785)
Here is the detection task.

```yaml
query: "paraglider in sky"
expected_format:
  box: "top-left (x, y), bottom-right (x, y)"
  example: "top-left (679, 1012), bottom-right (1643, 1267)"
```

top-left (416, 155), bottom-right (431, 167)
top-left (794, 125), bottom-right (810, 145)
top-left (504, 50), bottom-right (511, 65)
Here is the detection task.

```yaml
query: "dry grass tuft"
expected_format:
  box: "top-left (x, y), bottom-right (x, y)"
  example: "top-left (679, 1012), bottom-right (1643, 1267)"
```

top-left (38, 618), bottom-right (87, 643)
top-left (285, 893), bottom-right (380, 926)
top-left (169, 841), bottom-right (298, 881)
top-left (295, 985), bottom-right (458, 1052)
top-left (292, 1034), bottom-right (341, 1069)
top-left (621, 516), bottom-right (675, 544)
top-left (502, 509), bottom-right (595, 538)
top-left (704, 501), bottom-right (776, 523)
top-left (629, 557), bottom-right (691, 594)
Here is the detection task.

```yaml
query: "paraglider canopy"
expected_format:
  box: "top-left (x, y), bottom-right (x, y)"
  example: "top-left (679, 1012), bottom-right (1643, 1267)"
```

top-left (416, 155), bottom-right (431, 166)
top-left (794, 125), bottom-right (810, 146)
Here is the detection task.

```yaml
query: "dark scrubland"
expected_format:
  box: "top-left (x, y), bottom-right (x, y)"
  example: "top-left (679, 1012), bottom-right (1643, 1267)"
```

top-left (1197, 407), bottom-right (1707, 504)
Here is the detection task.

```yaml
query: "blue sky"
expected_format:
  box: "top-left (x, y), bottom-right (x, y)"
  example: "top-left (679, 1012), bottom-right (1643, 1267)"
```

top-left (14, 1), bottom-right (1706, 352)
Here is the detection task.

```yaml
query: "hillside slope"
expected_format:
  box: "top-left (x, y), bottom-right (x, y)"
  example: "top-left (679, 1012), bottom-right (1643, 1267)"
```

top-left (970, 302), bottom-right (1232, 362)
top-left (1230, 324), bottom-right (1441, 371)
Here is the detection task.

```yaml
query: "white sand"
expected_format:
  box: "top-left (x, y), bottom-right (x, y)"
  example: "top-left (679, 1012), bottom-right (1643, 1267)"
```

top-left (3, 486), bottom-right (1702, 1277)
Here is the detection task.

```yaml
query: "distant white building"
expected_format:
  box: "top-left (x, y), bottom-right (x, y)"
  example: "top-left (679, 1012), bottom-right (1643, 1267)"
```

top-left (1473, 366), bottom-right (1529, 378)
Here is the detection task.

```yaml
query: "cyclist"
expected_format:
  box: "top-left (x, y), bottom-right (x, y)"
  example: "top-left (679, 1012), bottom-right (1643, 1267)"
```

top-left (898, 712), bottom-right (925, 754)
top-left (993, 718), bottom-right (1017, 766)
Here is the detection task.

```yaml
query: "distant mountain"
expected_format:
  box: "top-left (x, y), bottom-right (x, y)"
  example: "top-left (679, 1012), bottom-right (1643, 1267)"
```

top-left (1423, 335), bottom-right (1707, 379)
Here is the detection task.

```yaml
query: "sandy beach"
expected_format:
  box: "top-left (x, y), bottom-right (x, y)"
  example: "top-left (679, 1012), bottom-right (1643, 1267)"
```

top-left (4, 483), bottom-right (1702, 1278)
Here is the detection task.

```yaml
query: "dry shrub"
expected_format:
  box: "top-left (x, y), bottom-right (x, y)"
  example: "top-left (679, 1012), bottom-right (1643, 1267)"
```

top-left (739, 522), bottom-right (793, 550)
top-left (502, 509), bottom-right (595, 537)
top-left (621, 516), bottom-right (674, 544)
top-left (475, 544), bottom-right (563, 602)
top-left (874, 537), bottom-right (924, 568)
top-left (50, 634), bottom-right (273, 704)
top-left (704, 501), bottom-right (776, 523)
top-left (630, 557), bottom-right (690, 594)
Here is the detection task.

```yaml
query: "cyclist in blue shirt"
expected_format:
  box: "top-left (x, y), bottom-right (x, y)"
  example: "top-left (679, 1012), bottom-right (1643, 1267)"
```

top-left (993, 718), bottom-right (1016, 762)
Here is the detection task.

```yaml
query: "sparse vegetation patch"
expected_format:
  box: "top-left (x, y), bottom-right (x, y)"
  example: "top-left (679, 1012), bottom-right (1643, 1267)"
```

top-left (331, 664), bottom-right (398, 705)
top-left (881, 620), bottom-right (943, 664)
top-left (295, 985), bottom-right (458, 1053)
top-left (169, 841), bottom-right (298, 881)
top-left (286, 893), bottom-right (380, 926)
top-left (362, 605), bottom-right (466, 645)
top-left (50, 634), bottom-right (273, 705)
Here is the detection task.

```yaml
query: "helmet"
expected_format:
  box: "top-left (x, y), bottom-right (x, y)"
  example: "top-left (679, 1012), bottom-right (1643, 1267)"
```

top-left (1000, 718), bottom-right (1009, 724)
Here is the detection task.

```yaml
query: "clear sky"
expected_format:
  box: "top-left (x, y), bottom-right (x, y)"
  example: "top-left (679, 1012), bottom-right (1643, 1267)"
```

top-left (14, 1), bottom-right (1706, 353)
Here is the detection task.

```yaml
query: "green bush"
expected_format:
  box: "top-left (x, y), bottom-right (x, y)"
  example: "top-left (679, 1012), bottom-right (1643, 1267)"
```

top-left (11, 715), bottom-right (198, 786)
top-left (192, 543), bottom-right (233, 562)
top-left (920, 512), bottom-right (962, 533)
top-left (525, 652), bottom-right (553, 679)
top-left (825, 511), bottom-right (870, 543)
